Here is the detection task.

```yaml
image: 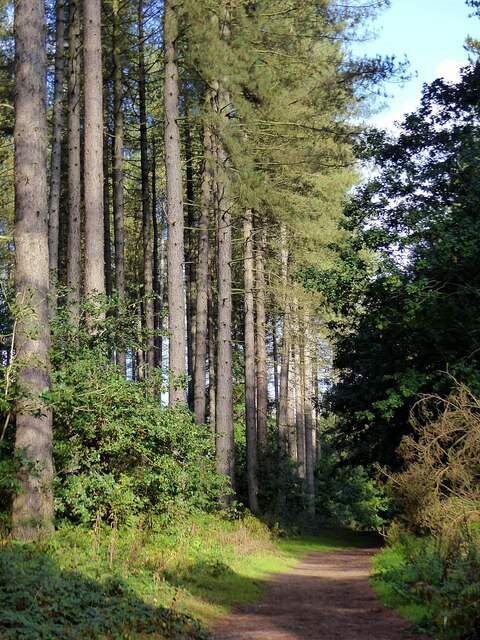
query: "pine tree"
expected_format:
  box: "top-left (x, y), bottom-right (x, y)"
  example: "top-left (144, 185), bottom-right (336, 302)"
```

top-left (66, 0), bottom-right (82, 319)
top-left (244, 207), bottom-right (259, 514)
top-left (164, 0), bottom-right (186, 404)
top-left (48, 0), bottom-right (65, 313)
top-left (83, 0), bottom-right (105, 298)
top-left (12, 0), bottom-right (53, 540)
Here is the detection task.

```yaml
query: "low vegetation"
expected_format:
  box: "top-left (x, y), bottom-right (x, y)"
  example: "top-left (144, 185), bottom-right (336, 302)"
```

top-left (0, 513), bottom-right (374, 640)
top-left (371, 385), bottom-right (480, 639)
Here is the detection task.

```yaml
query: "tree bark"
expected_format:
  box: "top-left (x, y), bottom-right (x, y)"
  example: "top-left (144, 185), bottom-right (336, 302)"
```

top-left (304, 320), bottom-right (316, 517)
top-left (12, 0), bottom-right (54, 540)
top-left (287, 343), bottom-right (297, 461)
top-left (194, 124), bottom-right (212, 424)
top-left (152, 138), bottom-right (162, 370)
top-left (103, 133), bottom-right (112, 298)
top-left (272, 317), bottom-right (279, 417)
top-left (48, 0), bottom-right (65, 313)
top-left (255, 224), bottom-right (268, 456)
top-left (244, 208), bottom-right (259, 514)
top-left (66, 0), bottom-right (81, 320)
top-left (185, 124), bottom-right (196, 408)
top-left (215, 84), bottom-right (235, 495)
top-left (139, 0), bottom-right (155, 376)
top-left (83, 0), bottom-right (105, 297)
top-left (208, 268), bottom-right (216, 433)
top-left (295, 321), bottom-right (306, 479)
top-left (164, 0), bottom-right (186, 403)
top-left (277, 226), bottom-right (290, 515)
top-left (112, 0), bottom-right (126, 372)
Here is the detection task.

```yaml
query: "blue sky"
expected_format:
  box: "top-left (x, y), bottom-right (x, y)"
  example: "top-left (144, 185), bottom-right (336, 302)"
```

top-left (356, 0), bottom-right (476, 128)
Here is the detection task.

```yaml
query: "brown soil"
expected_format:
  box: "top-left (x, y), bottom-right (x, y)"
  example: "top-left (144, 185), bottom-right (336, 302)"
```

top-left (211, 547), bottom-right (429, 640)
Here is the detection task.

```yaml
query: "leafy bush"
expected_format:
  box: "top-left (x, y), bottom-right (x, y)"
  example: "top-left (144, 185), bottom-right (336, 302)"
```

top-left (48, 297), bottom-right (226, 524)
top-left (52, 355), bottom-right (225, 523)
top-left (373, 532), bottom-right (480, 639)
top-left (315, 443), bottom-right (390, 531)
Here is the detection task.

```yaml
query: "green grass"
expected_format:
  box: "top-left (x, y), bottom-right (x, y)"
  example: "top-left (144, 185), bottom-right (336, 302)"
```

top-left (370, 545), bottom-right (430, 628)
top-left (0, 515), bottom-right (375, 639)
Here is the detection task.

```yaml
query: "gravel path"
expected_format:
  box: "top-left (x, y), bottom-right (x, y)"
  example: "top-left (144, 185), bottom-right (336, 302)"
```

top-left (211, 547), bottom-right (428, 640)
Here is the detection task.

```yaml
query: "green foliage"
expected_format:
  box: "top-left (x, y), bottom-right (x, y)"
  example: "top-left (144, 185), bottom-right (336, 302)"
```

top-left (0, 512), bottom-right (284, 638)
top-left (307, 62), bottom-right (480, 467)
top-left (51, 361), bottom-right (224, 524)
top-left (316, 455), bottom-right (390, 531)
top-left (48, 296), bottom-right (226, 524)
top-left (373, 533), bottom-right (480, 639)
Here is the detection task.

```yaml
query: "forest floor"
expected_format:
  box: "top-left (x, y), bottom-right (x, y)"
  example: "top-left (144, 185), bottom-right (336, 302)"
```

top-left (210, 544), bottom-right (430, 640)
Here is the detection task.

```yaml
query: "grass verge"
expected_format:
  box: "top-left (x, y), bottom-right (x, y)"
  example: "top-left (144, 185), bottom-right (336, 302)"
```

top-left (0, 514), bottom-right (374, 639)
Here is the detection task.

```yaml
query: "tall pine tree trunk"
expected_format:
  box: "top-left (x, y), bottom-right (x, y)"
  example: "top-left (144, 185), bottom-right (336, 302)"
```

top-left (277, 226), bottom-right (290, 514)
top-left (244, 208), bottom-right (259, 514)
top-left (304, 320), bottom-right (316, 517)
top-left (83, 0), bottom-right (105, 297)
top-left (152, 138), bottom-right (162, 370)
top-left (139, 0), bottom-right (155, 375)
top-left (287, 344), bottom-right (297, 461)
top-left (208, 267), bottom-right (216, 432)
top-left (185, 124), bottom-right (196, 408)
top-left (103, 133), bottom-right (112, 298)
top-left (295, 321), bottom-right (306, 479)
top-left (194, 124), bottom-right (212, 424)
top-left (255, 224), bottom-right (268, 456)
top-left (215, 84), bottom-right (235, 494)
top-left (48, 0), bottom-right (65, 313)
top-left (163, 0), bottom-right (186, 403)
top-left (66, 0), bottom-right (81, 319)
top-left (112, 0), bottom-right (125, 372)
top-left (272, 318), bottom-right (279, 416)
top-left (12, 0), bottom-right (54, 540)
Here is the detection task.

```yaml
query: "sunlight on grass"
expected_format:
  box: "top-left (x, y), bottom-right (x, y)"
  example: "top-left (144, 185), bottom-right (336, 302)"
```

top-left (0, 514), bottom-right (374, 638)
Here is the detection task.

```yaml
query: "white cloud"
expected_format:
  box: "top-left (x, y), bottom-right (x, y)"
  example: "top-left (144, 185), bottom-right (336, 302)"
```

top-left (372, 99), bottom-right (419, 132)
top-left (434, 59), bottom-right (463, 83)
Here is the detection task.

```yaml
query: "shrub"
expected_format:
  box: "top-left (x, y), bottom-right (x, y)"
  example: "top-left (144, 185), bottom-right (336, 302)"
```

top-left (52, 356), bottom-right (225, 523)
top-left (48, 297), bottom-right (226, 524)
top-left (315, 449), bottom-right (390, 531)
top-left (378, 385), bottom-right (480, 638)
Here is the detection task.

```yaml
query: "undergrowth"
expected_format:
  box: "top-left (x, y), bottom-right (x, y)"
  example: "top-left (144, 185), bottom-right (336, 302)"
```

top-left (372, 531), bottom-right (480, 639)
top-left (371, 384), bottom-right (480, 639)
top-left (0, 512), bottom-right (376, 640)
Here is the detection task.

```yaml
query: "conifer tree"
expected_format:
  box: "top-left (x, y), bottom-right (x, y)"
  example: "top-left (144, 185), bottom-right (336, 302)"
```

top-left (12, 0), bottom-right (53, 540)
top-left (67, 0), bottom-right (82, 319)
top-left (164, 0), bottom-right (186, 403)
top-left (194, 121), bottom-right (213, 425)
top-left (244, 207), bottom-right (259, 514)
top-left (138, 0), bottom-right (155, 375)
top-left (112, 0), bottom-right (126, 371)
top-left (255, 224), bottom-right (268, 456)
top-left (83, 0), bottom-right (105, 297)
top-left (48, 0), bottom-right (65, 312)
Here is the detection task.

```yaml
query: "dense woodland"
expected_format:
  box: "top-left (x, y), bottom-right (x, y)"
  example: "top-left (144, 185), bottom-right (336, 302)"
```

top-left (1, 0), bottom-right (480, 638)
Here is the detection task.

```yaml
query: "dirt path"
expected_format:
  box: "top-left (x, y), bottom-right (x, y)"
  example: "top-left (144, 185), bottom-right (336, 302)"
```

top-left (211, 547), bottom-right (428, 640)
